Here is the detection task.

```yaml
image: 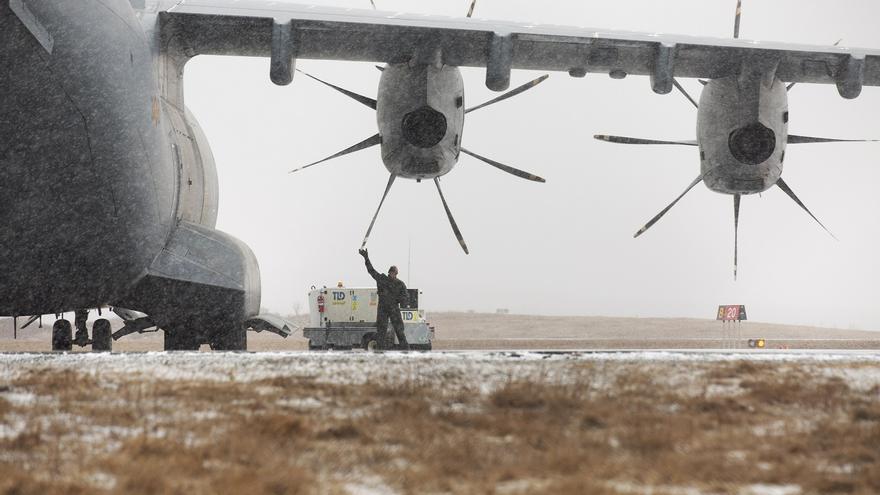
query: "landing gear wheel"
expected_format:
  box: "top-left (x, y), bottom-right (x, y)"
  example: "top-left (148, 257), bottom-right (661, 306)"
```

top-left (209, 325), bottom-right (247, 351)
top-left (164, 330), bottom-right (201, 351)
top-left (92, 319), bottom-right (112, 352)
top-left (52, 320), bottom-right (72, 351)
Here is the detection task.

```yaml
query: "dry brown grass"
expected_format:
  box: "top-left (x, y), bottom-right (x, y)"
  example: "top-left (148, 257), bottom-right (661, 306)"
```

top-left (1, 359), bottom-right (879, 494)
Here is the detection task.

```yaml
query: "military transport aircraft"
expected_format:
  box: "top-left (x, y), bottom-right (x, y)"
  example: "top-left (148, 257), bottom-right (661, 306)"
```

top-left (3, 0), bottom-right (880, 351)
top-left (594, 1), bottom-right (877, 279)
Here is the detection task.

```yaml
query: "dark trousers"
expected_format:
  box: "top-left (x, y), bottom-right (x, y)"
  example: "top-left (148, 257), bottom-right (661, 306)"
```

top-left (376, 306), bottom-right (408, 350)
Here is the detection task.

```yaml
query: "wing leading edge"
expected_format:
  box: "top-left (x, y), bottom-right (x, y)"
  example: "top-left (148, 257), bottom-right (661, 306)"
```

top-left (160, 1), bottom-right (880, 96)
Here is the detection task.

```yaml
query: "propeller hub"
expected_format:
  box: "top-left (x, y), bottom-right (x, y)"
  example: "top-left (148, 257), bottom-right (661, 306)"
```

top-left (728, 122), bottom-right (776, 165)
top-left (402, 106), bottom-right (447, 148)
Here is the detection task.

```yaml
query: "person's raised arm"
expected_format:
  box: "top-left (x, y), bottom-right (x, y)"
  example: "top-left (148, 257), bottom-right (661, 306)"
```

top-left (359, 248), bottom-right (380, 281)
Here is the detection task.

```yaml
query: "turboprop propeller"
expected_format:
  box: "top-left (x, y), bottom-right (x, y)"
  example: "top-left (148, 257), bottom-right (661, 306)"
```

top-left (290, 68), bottom-right (548, 254)
top-left (594, 0), bottom-right (877, 279)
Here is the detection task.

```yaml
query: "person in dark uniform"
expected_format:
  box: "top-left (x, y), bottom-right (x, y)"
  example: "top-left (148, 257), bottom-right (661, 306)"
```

top-left (359, 248), bottom-right (409, 350)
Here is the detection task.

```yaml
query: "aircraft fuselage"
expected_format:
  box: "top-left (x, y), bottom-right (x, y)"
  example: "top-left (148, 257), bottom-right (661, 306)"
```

top-left (1, 0), bottom-right (258, 347)
top-left (2, 1), bottom-right (174, 314)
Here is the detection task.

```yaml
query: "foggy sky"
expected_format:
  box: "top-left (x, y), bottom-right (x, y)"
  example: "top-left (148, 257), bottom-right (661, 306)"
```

top-left (183, 0), bottom-right (880, 330)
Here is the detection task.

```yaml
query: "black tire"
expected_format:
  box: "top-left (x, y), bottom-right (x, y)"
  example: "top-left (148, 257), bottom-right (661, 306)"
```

top-left (91, 319), bottom-right (112, 352)
top-left (51, 320), bottom-right (72, 351)
top-left (410, 343), bottom-right (433, 352)
top-left (363, 334), bottom-right (379, 351)
top-left (209, 325), bottom-right (247, 351)
top-left (164, 329), bottom-right (201, 351)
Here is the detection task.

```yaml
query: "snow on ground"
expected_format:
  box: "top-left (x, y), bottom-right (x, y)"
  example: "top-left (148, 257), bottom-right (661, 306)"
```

top-left (2, 350), bottom-right (878, 494)
top-left (1, 349), bottom-right (878, 389)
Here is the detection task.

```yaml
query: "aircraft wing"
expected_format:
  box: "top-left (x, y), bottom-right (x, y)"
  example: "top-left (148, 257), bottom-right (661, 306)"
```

top-left (160, 1), bottom-right (880, 96)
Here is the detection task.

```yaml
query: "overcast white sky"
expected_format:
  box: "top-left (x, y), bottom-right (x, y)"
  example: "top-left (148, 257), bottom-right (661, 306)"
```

top-left (184, 0), bottom-right (880, 329)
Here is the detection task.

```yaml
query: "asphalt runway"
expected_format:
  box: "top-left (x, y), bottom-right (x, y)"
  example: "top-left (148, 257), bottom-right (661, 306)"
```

top-left (1, 348), bottom-right (879, 356)
top-left (4, 312), bottom-right (880, 353)
top-left (2, 335), bottom-right (879, 352)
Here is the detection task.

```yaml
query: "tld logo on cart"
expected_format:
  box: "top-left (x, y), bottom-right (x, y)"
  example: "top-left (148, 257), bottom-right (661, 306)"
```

top-left (401, 311), bottom-right (419, 321)
top-left (331, 291), bottom-right (346, 304)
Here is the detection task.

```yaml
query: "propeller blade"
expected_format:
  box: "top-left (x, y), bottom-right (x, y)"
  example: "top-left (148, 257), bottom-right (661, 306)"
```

top-left (460, 148), bottom-right (545, 182)
top-left (361, 174), bottom-right (396, 249)
top-left (594, 135), bottom-right (698, 146)
top-left (434, 178), bottom-right (469, 254)
top-left (467, 0), bottom-right (476, 17)
top-left (369, 0), bottom-right (376, 9)
top-left (787, 40), bottom-right (840, 91)
top-left (775, 177), bottom-right (836, 240)
top-left (634, 174), bottom-right (704, 238)
top-left (375, 65), bottom-right (385, 71)
top-left (465, 74), bottom-right (550, 114)
top-left (733, 193), bottom-right (741, 280)
top-left (698, 79), bottom-right (708, 86)
top-left (295, 69), bottom-right (377, 110)
top-left (733, 0), bottom-right (742, 39)
top-left (289, 134), bottom-right (381, 173)
top-left (787, 134), bottom-right (878, 144)
top-left (672, 79), bottom-right (699, 109)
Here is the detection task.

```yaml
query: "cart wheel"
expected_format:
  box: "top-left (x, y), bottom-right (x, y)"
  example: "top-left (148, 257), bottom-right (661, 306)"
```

top-left (363, 334), bottom-right (379, 351)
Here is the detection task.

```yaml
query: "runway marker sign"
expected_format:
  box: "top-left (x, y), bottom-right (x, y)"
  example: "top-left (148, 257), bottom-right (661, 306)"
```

top-left (717, 305), bottom-right (747, 321)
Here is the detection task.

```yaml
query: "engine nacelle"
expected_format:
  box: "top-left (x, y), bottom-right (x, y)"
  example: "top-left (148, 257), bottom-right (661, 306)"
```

top-left (376, 64), bottom-right (464, 180)
top-left (697, 74), bottom-right (788, 194)
top-left (162, 103), bottom-right (220, 227)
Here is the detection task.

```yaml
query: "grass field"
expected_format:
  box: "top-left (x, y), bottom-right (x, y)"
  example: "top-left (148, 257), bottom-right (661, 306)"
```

top-left (1, 352), bottom-right (879, 494)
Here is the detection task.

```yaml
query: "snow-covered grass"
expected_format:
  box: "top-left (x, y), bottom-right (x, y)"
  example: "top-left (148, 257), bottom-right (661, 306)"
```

top-left (0, 351), bottom-right (878, 494)
top-left (1, 349), bottom-right (878, 384)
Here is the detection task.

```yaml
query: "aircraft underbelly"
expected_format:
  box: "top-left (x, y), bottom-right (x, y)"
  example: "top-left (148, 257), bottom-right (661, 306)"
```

top-left (0, 0), bottom-right (174, 314)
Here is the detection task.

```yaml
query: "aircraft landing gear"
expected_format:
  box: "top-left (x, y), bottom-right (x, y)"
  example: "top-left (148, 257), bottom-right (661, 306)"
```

top-left (209, 324), bottom-right (247, 351)
top-left (51, 311), bottom-right (113, 352)
top-left (91, 319), bottom-right (112, 352)
top-left (51, 319), bottom-right (72, 351)
top-left (73, 309), bottom-right (92, 347)
top-left (164, 329), bottom-right (201, 351)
